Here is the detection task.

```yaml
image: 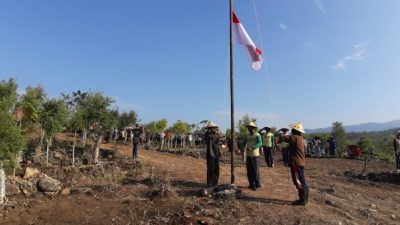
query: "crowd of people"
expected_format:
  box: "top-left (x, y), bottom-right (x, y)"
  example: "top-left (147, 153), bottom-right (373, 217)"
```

top-left (107, 121), bottom-right (400, 206)
top-left (203, 121), bottom-right (309, 206)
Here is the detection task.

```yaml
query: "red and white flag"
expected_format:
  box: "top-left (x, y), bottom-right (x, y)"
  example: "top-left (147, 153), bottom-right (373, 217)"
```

top-left (233, 11), bottom-right (263, 71)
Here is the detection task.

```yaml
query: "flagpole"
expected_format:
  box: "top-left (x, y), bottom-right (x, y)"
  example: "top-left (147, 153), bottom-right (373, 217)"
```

top-left (229, 0), bottom-right (235, 184)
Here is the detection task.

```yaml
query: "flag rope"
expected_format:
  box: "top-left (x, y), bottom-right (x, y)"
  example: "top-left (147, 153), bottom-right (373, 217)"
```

top-left (252, 0), bottom-right (277, 126)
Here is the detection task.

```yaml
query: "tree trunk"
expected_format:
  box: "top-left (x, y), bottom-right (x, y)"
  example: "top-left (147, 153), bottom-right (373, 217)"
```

top-left (0, 161), bottom-right (6, 205)
top-left (82, 132), bottom-right (87, 147)
top-left (72, 131), bottom-right (77, 166)
top-left (46, 137), bottom-right (52, 167)
top-left (93, 136), bottom-right (102, 164)
top-left (40, 129), bottom-right (45, 150)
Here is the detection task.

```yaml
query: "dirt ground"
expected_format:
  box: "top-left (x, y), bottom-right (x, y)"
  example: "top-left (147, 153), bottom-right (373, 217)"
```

top-left (1, 140), bottom-right (399, 225)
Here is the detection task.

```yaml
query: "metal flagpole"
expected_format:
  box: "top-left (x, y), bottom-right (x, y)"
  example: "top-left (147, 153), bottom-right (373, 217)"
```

top-left (229, 0), bottom-right (235, 184)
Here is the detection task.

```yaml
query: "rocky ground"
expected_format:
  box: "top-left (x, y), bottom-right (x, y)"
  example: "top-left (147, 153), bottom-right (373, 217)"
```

top-left (1, 137), bottom-right (400, 225)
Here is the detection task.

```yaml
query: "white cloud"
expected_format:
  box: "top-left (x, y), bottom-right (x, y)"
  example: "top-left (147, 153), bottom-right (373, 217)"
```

top-left (279, 23), bottom-right (287, 30)
top-left (332, 42), bottom-right (369, 70)
top-left (313, 0), bottom-right (327, 14)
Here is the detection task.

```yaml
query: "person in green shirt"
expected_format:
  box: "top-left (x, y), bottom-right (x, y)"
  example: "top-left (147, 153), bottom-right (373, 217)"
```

top-left (260, 126), bottom-right (274, 167)
top-left (245, 121), bottom-right (263, 191)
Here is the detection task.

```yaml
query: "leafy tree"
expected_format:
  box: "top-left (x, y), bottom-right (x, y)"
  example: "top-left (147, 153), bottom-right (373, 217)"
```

top-left (170, 120), bottom-right (190, 134)
top-left (0, 79), bottom-right (26, 166)
top-left (19, 85), bottom-right (47, 147)
top-left (40, 98), bottom-right (68, 166)
top-left (75, 92), bottom-right (115, 163)
top-left (331, 121), bottom-right (348, 155)
top-left (237, 114), bottom-right (257, 138)
top-left (358, 137), bottom-right (375, 157)
top-left (118, 111), bottom-right (138, 128)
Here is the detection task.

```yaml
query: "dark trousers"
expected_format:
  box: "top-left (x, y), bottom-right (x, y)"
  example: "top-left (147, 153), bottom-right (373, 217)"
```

top-left (263, 146), bottom-right (274, 167)
top-left (132, 143), bottom-right (139, 160)
top-left (282, 148), bottom-right (289, 166)
top-left (329, 148), bottom-right (336, 156)
top-left (290, 164), bottom-right (307, 190)
top-left (396, 153), bottom-right (400, 170)
top-left (206, 155), bottom-right (219, 186)
top-left (246, 156), bottom-right (261, 188)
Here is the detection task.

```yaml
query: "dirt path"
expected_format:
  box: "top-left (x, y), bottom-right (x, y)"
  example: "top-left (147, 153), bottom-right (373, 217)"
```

top-left (2, 142), bottom-right (400, 225)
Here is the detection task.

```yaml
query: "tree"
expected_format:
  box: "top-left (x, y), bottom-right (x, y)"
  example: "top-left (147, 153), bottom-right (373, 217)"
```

top-left (118, 111), bottom-right (138, 128)
top-left (19, 85), bottom-right (47, 147)
top-left (238, 114), bottom-right (257, 138)
top-left (75, 92), bottom-right (115, 163)
top-left (0, 79), bottom-right (26, 202)
top-left (331, 121), bottom-right (348, 156)
top-left (358, 137), bottom-right (375, 173)
top-left (170, 120), bottom-right (190, 134)
top-left (40, 98), bottom-right (68, 166)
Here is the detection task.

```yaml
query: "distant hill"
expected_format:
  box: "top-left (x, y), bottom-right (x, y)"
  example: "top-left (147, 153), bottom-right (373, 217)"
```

top-left (306, 120), bottom-right (400, 134)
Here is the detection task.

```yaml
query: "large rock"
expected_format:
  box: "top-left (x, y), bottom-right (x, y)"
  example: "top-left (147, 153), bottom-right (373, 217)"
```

top-left (23, 167), bottom-right (41, 179)
top-left (5, 181), bottom-right (20, 196)
top-left (37, 175), bottom-right (61, 193)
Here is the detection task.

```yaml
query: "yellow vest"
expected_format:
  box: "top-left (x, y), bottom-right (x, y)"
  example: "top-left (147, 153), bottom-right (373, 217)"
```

top-left (246, 133), bottom-right (260, 157)
top-left (262, 132), bottom-right (273, 147)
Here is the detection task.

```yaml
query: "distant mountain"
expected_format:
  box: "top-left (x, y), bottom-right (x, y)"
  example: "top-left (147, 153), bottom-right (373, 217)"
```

top-left (306, 120), bottom-right (400, 134)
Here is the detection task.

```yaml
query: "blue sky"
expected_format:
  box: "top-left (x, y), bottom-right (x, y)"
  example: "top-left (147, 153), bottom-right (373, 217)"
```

top-left (1, 0), bottom-right (399, 130)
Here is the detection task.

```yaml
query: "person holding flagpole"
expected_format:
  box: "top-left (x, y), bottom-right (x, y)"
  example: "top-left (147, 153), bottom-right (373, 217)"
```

top-left (204, 122), bottom-right (221, 186)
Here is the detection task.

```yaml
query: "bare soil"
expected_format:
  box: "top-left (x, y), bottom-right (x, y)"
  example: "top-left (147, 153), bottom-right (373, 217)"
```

top-left (1, 139), bottom-right (399, 225)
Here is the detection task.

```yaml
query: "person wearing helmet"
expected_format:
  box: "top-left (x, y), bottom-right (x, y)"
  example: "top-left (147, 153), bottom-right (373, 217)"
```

top-left (278, 122), bottom-right (308, 205)
top-left (393, 131), bottom-right (400, 173)
top-left (245, 121), bottom-right (263, 191)
top-left (205, 122), bottom-right (221, 186)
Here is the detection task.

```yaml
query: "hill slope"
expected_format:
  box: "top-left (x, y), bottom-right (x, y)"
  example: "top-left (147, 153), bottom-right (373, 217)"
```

top-left (306, 120), bottom-right (400, 133)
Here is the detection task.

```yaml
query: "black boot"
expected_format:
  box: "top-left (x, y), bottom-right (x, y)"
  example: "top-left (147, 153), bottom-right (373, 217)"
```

top-left (292, 189), bottom-right (306, 205)
top-left (304, 188), bottom-right (309, 204)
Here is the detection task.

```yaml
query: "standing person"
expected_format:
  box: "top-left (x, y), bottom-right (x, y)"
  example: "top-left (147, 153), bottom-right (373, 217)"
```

top-left (188, 133), bottom-right (193, 148)
top-left (279, 122), bottom-right (308, 205)
top-left (260, 126), bottom-right (274, 167)
top-left (393, 131), bottom-right (400, 173)
top-left (313, 136), bottom-right (322, 157)
top-left (132, 123), bottom-right (143, 161)
top-left (245, 122), bottom-right (262, 191)
top-left (204, 122), bottom-right (221, 186)
top-left (278, 128), bottom-right (290, 166)
top-left (328, 136), bottom-right (337, 157)
top-left (159, 131), bottom-right (165, 150)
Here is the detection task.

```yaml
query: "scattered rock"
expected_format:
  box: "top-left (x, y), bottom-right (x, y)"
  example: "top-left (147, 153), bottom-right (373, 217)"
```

top-left (61, 188), bottom-right (70, 195)
top-left (199, 188), bottom-right (211, 197)
top-left (23, 167), bottom-right (41, 180)
top-left (214, 189), bottom-right (237, 200)
top-left (21, 182), bottom-right (37, 197)
top-left (5, 182), bottom-right (20, 196)
top-left (37, 175), bottom-right (61, 193)
top-left (324, 188), bottom-right (335, 194)
top-left (391, 214), bottom-right (396, 219)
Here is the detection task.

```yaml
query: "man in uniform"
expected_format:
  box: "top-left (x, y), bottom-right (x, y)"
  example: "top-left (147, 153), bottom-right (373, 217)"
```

top-left (132, 123), bottom-right (143, 161)
top-left (393, 131), bottom-right (400, 173)
top-left (260, 126), bottom-right (274, 167)
top-left (245, 122), bottom-right (262, 191)
top-left (204, 122), bottom-right (221, 186)
top-left (279, 122), bottom-right (308, 205)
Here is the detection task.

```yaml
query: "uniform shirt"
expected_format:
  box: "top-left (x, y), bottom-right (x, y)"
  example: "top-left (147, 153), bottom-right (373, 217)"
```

top-left (262, 132), bottom-right (274, 147)
top-left (132, 127), bottom-right (143, 144)
top-left (282, 134), bottom-right (306, 166)
top-left (245, 133), bottom-right (262, 157)
top-left (205, 130), bottom-right (220, 158)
